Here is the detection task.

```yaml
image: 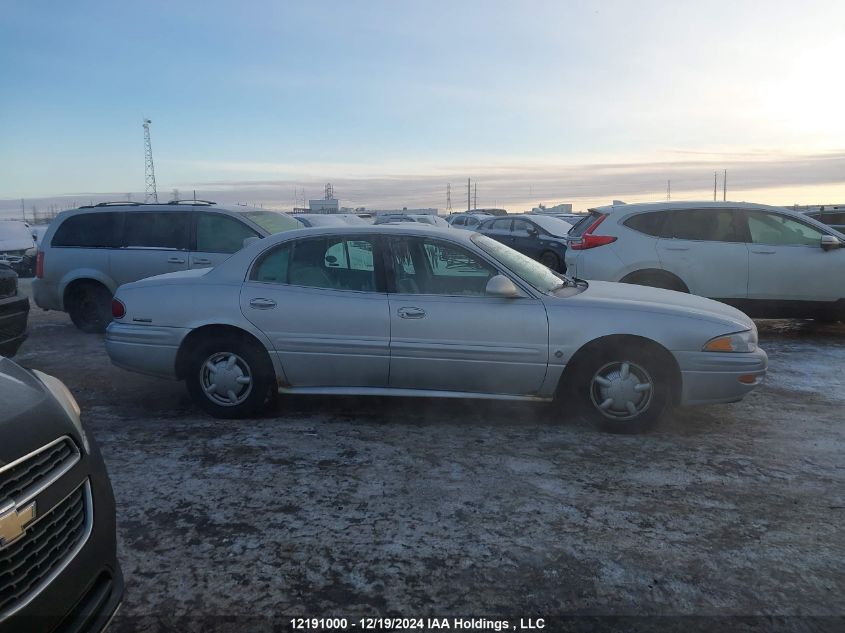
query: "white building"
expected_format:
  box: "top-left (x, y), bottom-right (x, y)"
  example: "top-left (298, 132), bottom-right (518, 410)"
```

top-left (308, 198), bottom-right (340, 214)
top-left (532, 202), bottom-right (573, 214)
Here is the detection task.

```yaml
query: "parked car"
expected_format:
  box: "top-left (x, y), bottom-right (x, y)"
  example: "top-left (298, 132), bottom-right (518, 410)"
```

top-left (530, 212), bottom-right (586, 224)
top-left (32, 201), bottom-right (304, 333)
top-left (477, 214), bottom-right (571, 272)
top-left (446, 212), bottom-right (494, 230)
top-left (0, 356), bottom-right (122, 632)
top-left (292, 214), bottom-right (368, 227)
top-left (105, 225), bottom-right (766, 433)
top-left (565, 201), bottom-right (845, 320)
top-left (0, 220), bottom-right (37, 277)
top-left (0, 263), bottom-right (29, 357)
top-left (803, 206), bottom-right (845, 233)
top-left (374, 213), bottom-right (449, 227)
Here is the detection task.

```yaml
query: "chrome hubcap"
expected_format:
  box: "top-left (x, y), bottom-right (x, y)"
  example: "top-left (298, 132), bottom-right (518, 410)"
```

top-left (589, 361), bottom-right (653, 420)
top-left (200, 352), bottom-right (253, 407)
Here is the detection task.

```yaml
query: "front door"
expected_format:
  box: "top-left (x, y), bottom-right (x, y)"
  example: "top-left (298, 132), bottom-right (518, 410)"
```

top-left (743, 209), bottom-right (844, 303)
top-left (386, 235), bottom-right (549, 395)
top-left (240, 234), bottom-right (390, 387)
top-left (192, 211), bottom-right (260, 269)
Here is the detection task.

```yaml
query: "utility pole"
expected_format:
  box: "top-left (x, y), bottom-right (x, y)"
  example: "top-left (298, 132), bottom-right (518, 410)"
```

top-left (473, 182), bottom-right (477, 210)
top-left (723, 169), bottom-right (727, 202)
top-left (667, 180), bottom-right (671, 201)
top-left (143, 119), bottom-right (159, 203)
top-left (21, 199), bottom-right (25, 222)
top-left (446, 183), bottom-right (452, 213)
top-left (467, 178), bottom-right (471, 211)
top-left (713, 171), bottom-right (717, 202)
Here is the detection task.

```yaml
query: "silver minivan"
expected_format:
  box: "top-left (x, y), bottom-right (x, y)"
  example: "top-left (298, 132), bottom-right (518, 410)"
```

top-left (32, 201), bottom-right (303, 332)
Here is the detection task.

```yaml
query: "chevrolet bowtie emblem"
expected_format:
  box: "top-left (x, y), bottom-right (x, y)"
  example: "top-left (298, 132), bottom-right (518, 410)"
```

top-left (0, 500), bottom-right (37, 547)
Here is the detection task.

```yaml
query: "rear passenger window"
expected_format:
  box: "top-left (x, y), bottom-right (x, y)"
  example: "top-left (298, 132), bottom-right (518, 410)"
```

top-left (666, 209), bottom-right (742, 242)
top-left (624, 211), bottom-right (669, 237)
top-left (51, 212), bottom-right (121, 248)
top-left (569, 212), bottom-right (603, 237)
top-left (196, 213), bottom-right (259, 253)
top-left (122, 212), bottom-right (190, 249)
top-left (252, 243), bottom-right (292, 283)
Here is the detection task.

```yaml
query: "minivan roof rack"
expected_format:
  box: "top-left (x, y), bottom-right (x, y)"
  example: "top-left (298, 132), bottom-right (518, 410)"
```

top-left (77, 201), bottom-right (144, 208)
top-left (166, 199), bottom-right (217, 206)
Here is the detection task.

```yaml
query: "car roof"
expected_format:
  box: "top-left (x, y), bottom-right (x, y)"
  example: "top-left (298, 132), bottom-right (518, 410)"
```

top-left (591, 200), bottom-right (793, 215)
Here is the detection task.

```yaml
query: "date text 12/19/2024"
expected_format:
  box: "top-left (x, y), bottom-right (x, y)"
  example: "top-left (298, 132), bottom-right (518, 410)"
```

top-left (291, 617), bottom-right (546, 631)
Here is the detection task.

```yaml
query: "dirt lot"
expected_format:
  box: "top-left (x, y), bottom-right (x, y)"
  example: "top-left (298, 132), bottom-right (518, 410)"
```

top-left (13, 280), bottom-right (845, 631)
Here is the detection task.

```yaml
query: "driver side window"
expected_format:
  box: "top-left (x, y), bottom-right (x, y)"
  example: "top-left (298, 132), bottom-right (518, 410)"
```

top-left (391, 238), bottom-right (496, 296)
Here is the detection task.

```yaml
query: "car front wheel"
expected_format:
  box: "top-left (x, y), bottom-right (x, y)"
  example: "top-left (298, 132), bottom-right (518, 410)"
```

top-left (574, 346), bottom-right (670, 433)
top-left (185, 336), bottom-right (275, 419)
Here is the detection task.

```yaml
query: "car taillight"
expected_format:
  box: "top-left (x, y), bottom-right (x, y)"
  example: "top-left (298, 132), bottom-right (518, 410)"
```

top-left (570, 214), bottom-right (618, 250)
top-left (111, 298), bottom-right (126, 319)
top-left (36, 251), bottom-right (44, 278)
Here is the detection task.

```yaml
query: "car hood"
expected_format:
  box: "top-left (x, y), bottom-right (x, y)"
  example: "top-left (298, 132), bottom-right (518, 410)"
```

top-left (0, 358), bottom-right (81, 469)
top-left (556, 280), bottom-right (754, 330)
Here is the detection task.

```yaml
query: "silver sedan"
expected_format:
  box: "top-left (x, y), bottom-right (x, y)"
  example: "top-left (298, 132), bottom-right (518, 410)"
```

top-left (105, 225), bottom-right (767, 432)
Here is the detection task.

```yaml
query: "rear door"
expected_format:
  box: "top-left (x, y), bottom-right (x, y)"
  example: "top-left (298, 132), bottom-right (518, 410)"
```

top-left (192, 211), bottom-right (261, 268)
top-left (110, 211), bottom-right (190, 286)
top-left (655, 208), bottom-right (748, 299)
top-left (510, 218), bottom-right (540, 258)
top-left (240, 234), bottom-right (390, 387)
top-left (386, 235), bottom-right (549, 395)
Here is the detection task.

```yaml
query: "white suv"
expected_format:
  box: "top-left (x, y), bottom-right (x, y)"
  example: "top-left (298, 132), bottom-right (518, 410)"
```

top-left (564, 201), bottom-right (845, 320)
top-left (33, 201), bottom-right (302, 332)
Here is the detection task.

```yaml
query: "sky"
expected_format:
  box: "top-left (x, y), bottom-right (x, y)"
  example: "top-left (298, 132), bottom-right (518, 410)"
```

top-left (1, 0), bottom-right (844, 217)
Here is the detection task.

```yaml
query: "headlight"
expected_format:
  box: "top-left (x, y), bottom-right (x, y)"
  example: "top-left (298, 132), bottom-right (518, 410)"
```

top-left (32, 370), bottom-right (90, 453)
top-left (702, 329), bottom-right (758, 353)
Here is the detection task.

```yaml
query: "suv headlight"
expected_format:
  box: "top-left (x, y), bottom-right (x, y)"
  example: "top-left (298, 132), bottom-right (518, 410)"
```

top-left (32, 370), bottom-right (90, 453)
top-left (702, 329), bottom-right (758, 353)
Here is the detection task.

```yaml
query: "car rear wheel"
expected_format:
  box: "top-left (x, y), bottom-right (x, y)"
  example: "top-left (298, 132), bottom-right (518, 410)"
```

top-left (67, 283), bottom-right (112, 333)
top-left (574, 345), bottom-right (670, 433)
top-left (185, 335), bottom-right (275, 419)
top-left (539, 251), bottom-right (561, 272)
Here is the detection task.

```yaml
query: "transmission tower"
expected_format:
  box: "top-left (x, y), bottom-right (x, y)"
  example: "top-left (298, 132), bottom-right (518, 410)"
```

top-left (143, 119), bottom-right (158, 203)
top-left (325, 183), bottom-right (334, 199)
top-left (446, 183), bottom-right (452, 212)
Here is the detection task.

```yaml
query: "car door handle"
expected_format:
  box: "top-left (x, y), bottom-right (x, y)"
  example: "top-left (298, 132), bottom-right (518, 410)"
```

top-left (750, 249), bottom-right (776, 254)
top-left (167, 257), bottom-right (186, 264)
top-left (249, 298), bottom-right (277, 309)
top-left (193, 258), bottom-right (212, 265)
top-left (397, 306), bottom-right (426, 319)
top-left (663, 246), bottom-right (689, 251)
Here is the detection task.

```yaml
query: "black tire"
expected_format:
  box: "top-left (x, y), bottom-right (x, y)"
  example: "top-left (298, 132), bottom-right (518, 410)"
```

top-left (623, 272), bottom-right (687, 293)
top-left (539, 251), bottom-right (561, 272)
top-left (66, 283), bottom-right (113, 333)
top-left (571, 343), bottom-right (671, 434)
top-left (185, 334), bottom-right (275, 419)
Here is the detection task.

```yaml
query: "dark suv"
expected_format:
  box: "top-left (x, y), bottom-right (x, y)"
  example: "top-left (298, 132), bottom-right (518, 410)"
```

top-left (0, 264), bottom-right (29, 357)
top-left (0, 357), bottom-right (123, 633)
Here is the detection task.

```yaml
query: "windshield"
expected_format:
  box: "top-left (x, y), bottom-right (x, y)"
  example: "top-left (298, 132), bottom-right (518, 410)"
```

top-left (241, 210), bottom-right (303, 234)
top-left (471, 233), bottom-right (568, 293)
top-left (528, 215), bottom-right (573, 237)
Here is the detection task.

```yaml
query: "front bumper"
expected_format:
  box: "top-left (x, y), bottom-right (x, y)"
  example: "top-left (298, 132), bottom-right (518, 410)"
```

top-left (675, 347), bottom-right (768, 406)
top-left (0, 295), bottom-right (29, 357)
top-left (105, 321), bottom-right (187, 379)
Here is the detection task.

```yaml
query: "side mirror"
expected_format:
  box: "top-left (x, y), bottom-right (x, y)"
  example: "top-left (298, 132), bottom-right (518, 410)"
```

top-left (485, 274), bottom-right (521, 298)
top-left (821, 235), bottom-right (841, 251)
top-left (243, 236), bottom-right (261, 249)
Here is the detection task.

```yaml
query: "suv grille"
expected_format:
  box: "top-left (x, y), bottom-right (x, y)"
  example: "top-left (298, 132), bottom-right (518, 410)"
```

top-left (0, 482), bottom-right (92, 617)
top-left (0, 438), bottom-right (80, 505)
top-left (0, 276), bottom-right (15, 299)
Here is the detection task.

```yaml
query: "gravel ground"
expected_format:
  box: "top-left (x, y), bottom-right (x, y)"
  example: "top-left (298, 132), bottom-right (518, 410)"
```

top-left (12, 280), bottom-right (845, 632)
